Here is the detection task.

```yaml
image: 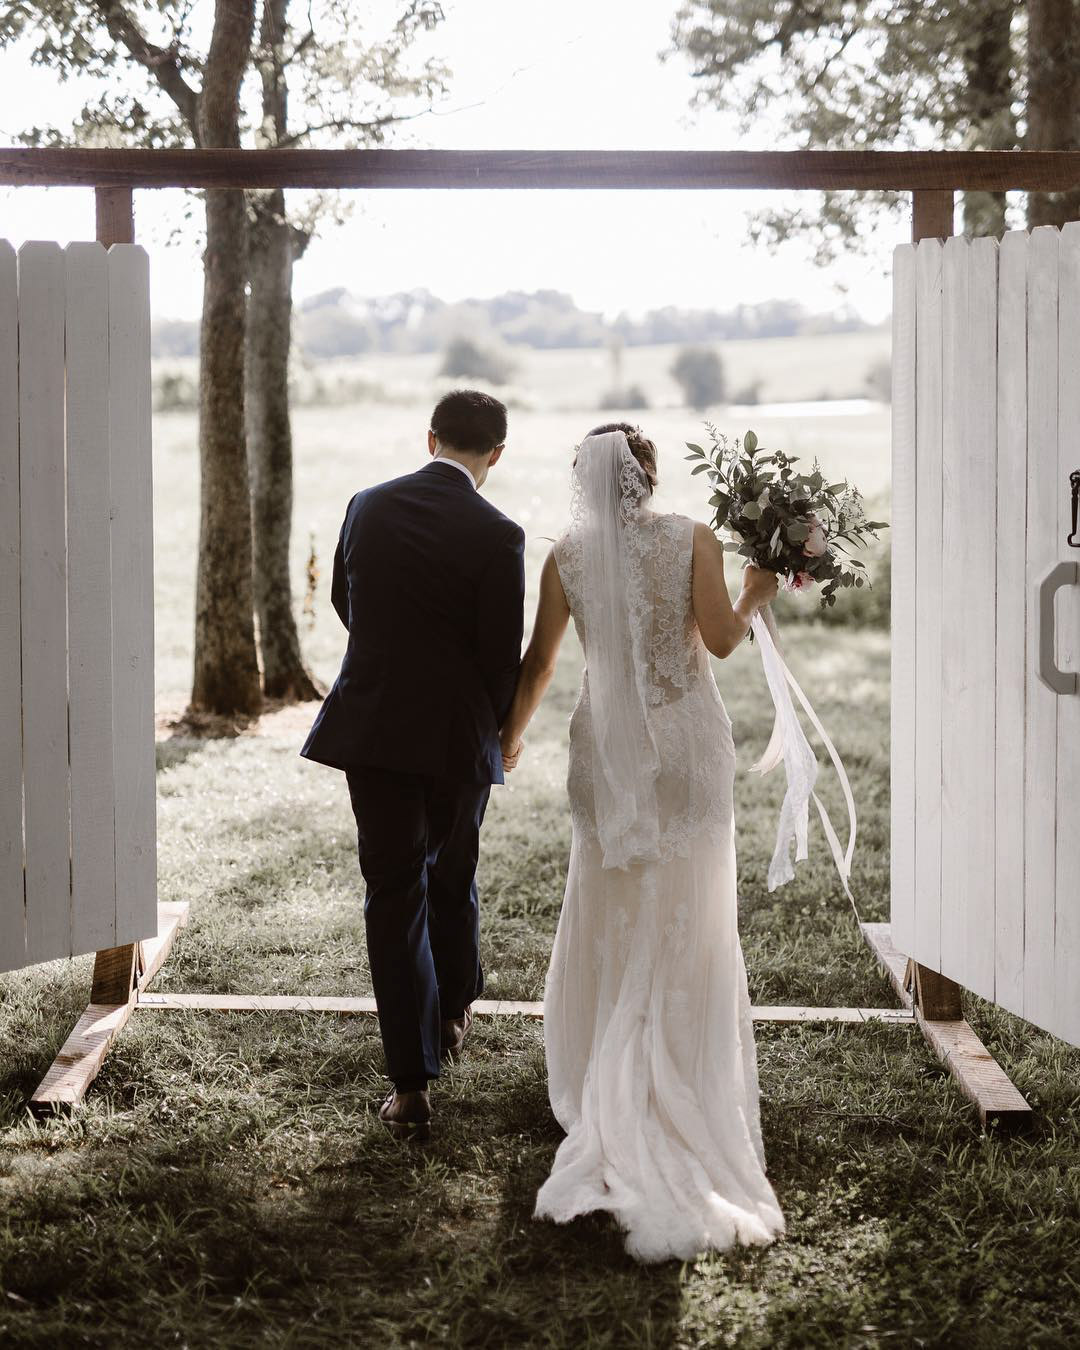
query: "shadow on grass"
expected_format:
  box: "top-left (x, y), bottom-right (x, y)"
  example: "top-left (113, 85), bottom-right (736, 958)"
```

top-left (156, 736), bottom-right (208, 774)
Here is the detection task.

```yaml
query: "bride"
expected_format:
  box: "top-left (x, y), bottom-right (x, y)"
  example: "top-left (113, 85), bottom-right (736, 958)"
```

top-left (498, 424), bottom-right (785, 1263)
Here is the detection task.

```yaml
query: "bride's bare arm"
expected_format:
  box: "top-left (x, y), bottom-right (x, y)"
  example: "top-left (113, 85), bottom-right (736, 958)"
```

top-left (499, 548), bottom-right (571, 768)
top-left (691, 522), bottom-right (778, 658)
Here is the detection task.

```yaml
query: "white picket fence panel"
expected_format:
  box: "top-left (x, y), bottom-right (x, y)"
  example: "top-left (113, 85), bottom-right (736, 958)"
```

top-left (892, 225), bottom-right (1080, 1048)
top-left (0, 239), bottom-right (156, 974)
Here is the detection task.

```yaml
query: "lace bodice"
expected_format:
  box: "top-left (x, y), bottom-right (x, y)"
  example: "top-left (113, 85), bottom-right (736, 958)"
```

top-left (554, 511), bottom-right (736, 863)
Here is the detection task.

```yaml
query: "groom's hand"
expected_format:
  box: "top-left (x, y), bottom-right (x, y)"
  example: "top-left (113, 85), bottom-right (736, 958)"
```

top-left (501, 736), bottom-right (523, 773)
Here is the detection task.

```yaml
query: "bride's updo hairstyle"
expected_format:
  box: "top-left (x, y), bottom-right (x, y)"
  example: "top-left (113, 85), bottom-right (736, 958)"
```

top-left (584, 421), bottom-right (658, 495)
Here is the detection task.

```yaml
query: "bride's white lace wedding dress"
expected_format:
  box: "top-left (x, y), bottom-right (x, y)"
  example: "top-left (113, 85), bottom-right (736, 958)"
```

top-left (533, 432), bottom-right (785, 1263)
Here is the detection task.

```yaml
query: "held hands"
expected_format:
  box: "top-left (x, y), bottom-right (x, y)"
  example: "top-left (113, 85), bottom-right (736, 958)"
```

top-left (741, 563), bottom-right (779, 610)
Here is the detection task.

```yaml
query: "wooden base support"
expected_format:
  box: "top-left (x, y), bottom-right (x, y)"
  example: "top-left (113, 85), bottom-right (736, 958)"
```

top-left (35, 910), bottom-right (1028, 1132)
top-left (861, 923), bottom-right (1032, 1129)
top-left (134, 992), bottom-right (914, 1025)
top-left (29, 902), bottom-right (190, 1115)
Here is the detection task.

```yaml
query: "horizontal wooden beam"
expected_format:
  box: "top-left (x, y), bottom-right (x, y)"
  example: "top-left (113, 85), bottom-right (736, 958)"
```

top-left (861, 923), bottom-right (1032, 1130)
top-left (134, 992), bottom-right (914, 1024)
top-left (3, 148), bottom-right (1080, 192)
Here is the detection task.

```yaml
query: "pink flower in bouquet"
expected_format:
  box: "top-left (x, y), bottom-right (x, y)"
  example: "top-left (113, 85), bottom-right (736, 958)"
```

top-left (803, 513), bottom-right (828, 557)
top-left (785, 570), bottom-right (815, 591)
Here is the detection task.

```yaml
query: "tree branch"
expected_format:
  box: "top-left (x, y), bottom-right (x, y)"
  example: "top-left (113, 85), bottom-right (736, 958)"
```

top-left (277, 108), bottom-right (430, 149)
top-left (91, 0), bottom-right (200, 135)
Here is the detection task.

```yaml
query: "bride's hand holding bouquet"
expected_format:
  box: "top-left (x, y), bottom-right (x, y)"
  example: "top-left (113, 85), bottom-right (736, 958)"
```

top-left (686, 426), bottom-right (887, 911)
top-left (686, 426), bottom-right (887, 639)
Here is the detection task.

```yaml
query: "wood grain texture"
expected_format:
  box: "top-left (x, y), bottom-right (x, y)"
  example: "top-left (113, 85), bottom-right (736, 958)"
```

top-left (860, 923), bottom-right (914, 1008)
top-left (1023, 226), bottom-right (1060, 1035)
top-left (107, 244), bottom-right (157, 945)
top-left (65, 241), bottom-right (117, 957)
top-left (3, 148), bottom-right (1080, 191)
top-left (941, 236), bottom-right (998, 1001)
top-left (994, 230), bottom-right (1029, 1018)
top-left (94, 185), bottom-right (133, 245)
top-left (29, 1002), bottom-right (134, 1112)
top-left (912, 963), bottom-right (963, 1021)
top-left (890, 243), bottom-right (918, 959)
top-left (918, 1016), bottom-right (1032, 1127)
top-left (1055, 221), bottom-right (1080, 1048)
top-left (914, 238), bottom-right (945, 971)
top-left (862, 924), bottom-right (1029, 1126)
top-left (0, 240), bottom-right (23, 972)
top-left (18, 242), bottom-right (71, 966)
top-left (89, 943), bottom-right (137, 1005)
top-left (31, 902), bottom-right (188, 1111)
top-left (132, 993), bottom-right (914, 1024)
top-left (912, 190), bottom-right (955, 241)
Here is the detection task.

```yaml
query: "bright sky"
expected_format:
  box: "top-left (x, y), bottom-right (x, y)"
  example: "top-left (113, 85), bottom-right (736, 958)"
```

top-left (0, 0), bottom-right (899, 324)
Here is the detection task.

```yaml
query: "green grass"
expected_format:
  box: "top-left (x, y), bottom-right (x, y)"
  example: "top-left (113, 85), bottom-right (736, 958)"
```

top-left (2, 625), bottom-right (1080, 1348)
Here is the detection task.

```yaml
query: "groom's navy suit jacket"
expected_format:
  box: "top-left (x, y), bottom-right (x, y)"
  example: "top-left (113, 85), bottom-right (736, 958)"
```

top-left (300, 460), bottom-right (526, 785)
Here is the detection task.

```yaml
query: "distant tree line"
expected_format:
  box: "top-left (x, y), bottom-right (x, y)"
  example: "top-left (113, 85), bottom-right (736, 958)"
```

top-left (151, 288), bottom-right (874, 360)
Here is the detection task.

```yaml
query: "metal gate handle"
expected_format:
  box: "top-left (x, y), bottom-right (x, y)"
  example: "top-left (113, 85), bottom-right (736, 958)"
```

top-left (1038, 561), bottom-right (1080, 696)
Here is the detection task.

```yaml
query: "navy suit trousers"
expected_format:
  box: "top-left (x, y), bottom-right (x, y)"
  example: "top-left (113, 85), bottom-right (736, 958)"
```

top-left (346, 766), bottom-right (489, 1091)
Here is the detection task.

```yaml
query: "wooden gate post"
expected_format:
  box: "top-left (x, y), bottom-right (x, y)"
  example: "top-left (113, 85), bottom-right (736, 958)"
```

top-left (88, 184), bottom-right (140, 1010)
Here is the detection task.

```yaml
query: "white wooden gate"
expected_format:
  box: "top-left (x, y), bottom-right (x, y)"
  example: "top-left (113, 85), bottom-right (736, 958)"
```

top-left (892, 224), bottom-right (1080, 1049)
top-left (1, 239), bottom-right (156, 974)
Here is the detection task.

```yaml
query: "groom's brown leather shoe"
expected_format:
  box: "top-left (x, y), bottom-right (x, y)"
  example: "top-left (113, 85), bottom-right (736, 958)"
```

top-left (441, 1005), bottom-right (473, 1063)
top-left (378, 1089), bottom-right (431, 1142)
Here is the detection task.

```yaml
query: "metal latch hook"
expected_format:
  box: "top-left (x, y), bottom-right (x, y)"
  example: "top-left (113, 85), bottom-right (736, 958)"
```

top-left (1070, 469), bottom-right (1080, 547)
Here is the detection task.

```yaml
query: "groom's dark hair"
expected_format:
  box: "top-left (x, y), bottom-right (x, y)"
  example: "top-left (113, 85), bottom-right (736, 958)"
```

top-left (431, 389), bottom-right (508, 456)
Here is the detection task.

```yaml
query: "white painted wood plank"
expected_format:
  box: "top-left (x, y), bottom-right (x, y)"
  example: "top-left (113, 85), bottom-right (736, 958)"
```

top-left (1023, 225), bottom-right (1060, 1034)
top-left (940, 235), bottom-right (971, 988)
top-left (17, 242), bottom-right (71, 966)
top-left (940, 236), bottom-right (998, 1001)
top-left (65, 241), bottom-right (117, 957)
top-left (1055, 221), bottom-right (1080, 1048)
top-left (890, 242), bottom-right (917, 959)
top-left (994, 229), bottom-right (1029, 1019)
top-left (914, 238), bottom-right (944, 972)
top-left (107, 245), bottom-right (157, 944)
top-left (0, 240), bottom-right (24, 973)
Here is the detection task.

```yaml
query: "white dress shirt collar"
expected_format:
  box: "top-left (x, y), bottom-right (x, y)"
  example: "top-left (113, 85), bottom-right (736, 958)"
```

top-left (428, 455), bottom-right (477, 490)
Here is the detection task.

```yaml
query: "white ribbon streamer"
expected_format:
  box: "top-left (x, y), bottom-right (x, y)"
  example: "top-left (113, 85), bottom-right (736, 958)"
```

top-left (748, 604), bottom-right (860, 922)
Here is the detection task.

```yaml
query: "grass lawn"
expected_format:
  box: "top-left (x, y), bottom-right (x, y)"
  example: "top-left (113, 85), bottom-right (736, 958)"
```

top-left (1, 393), bottom-right (1079, 1347)
top-left (2, 622), bottom-right (1079, 1348)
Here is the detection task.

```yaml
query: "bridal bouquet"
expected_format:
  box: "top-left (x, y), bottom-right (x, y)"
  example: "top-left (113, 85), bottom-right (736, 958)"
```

top-left (684, 425), bottom-right (888, 619)
top-left (686, 425), bottom-right (888, 914)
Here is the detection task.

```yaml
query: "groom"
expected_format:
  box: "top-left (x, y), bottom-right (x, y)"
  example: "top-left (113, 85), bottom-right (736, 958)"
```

top-left (300, 389), bottom-right (525, 1140)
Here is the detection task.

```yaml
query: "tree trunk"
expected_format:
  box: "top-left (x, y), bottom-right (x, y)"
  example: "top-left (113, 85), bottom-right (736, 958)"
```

top-left (961, 0), bottom-right (1016, 236)
top-left (1026, 0), bottom-right (1080, 227)
top-left (245, 188), bottom-right (324, 701)
top-left (189, 0), bottom-right (262, 717)
top-left (245, 0), bottom-right (324, 703)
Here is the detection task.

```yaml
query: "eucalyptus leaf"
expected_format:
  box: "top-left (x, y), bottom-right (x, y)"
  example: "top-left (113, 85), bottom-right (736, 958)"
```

top-left (741, 501), bottom-right (762, 520)
top-left (786, 521), bottom-right (810, 543)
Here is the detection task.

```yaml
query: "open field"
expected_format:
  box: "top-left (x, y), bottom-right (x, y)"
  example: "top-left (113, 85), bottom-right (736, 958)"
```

top-left (2, 373), bottom-right (1079, 1346)
top-left (152, 389), bottom-right (892, 702)
top-left (155, 330), bottom-right (892, 419)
